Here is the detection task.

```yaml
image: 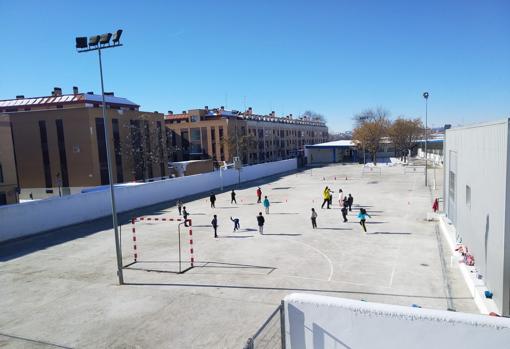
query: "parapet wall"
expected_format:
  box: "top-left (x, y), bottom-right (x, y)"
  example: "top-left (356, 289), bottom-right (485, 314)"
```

top-left (284, 293), bottom-right (510, 349)
top-left (0, 158), bottom-right (297, 242)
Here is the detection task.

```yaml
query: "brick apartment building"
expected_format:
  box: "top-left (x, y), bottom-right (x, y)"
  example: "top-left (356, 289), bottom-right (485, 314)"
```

top-left (0, 87), bottom-right (167, 199)
top-left (0, 114), bottom-right (19, 205)
top-left (165, 106), bottom-right (328, 165)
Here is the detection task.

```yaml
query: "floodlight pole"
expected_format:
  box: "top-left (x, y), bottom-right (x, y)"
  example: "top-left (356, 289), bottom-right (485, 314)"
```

top-left (97, 47), bottom-right (124, 285)
top-left (423, 92), bottom-right (429, 187)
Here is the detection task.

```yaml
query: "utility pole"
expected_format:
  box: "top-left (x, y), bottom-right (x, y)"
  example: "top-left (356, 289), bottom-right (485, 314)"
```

top-left (423, 92), bottom-right (429, 187)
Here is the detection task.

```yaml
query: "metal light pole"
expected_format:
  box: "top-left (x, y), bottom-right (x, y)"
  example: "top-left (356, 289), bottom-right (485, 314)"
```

top-left (76, 30), bottom-right (124, 285)
top-left (423, 92), bottom-right (429, 187)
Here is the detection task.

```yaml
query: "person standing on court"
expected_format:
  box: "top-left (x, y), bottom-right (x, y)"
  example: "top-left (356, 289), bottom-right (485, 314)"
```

top-left (357, 208), bottom-right (371, 232)
top-left (432, 198), bottom-right (439, 213)
top-left (230, 216), bottom-right (240, 231)
top-left (263, 196), bottom-right (270, 214)
top-left (341, 205), bottom-right (348, 222)
top-left (209, 192), bottom-right (216, 208)
top-left (257, 212), bottom-right (265, 234)
top-left (338, 189), bottom-right (344, 207)
top-left (347, 194), bottom-right (354, 211)
top-left (311, 208), bottom-right (318, 228)
top-left (183, 206), bottom-right (189, 226)
top-left (328, 188), bottom-right (334, 208)
top-left (321, 186), bottom-right (330, 209)
top-left (177, 199), bottom-right (183, 215)
top-left (211, 214), bottom-right (218, 238)
top-left (256, 187), bottom-right (262, 203)
top-left (231, 189), bottom-right (237, 204)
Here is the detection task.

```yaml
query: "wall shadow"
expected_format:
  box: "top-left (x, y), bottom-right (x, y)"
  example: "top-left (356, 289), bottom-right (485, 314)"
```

top-left (0, 168), bottom-right (300, 261)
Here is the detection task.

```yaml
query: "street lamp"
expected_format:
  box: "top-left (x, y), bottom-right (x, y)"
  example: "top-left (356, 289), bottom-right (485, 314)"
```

top-left (423, 91), bottom-right (429, 187)
top-left (76, 29), bottom-right (124, 285)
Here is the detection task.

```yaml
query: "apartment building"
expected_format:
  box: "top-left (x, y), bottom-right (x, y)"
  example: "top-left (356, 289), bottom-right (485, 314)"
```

top-left (0, 87), bottom-right (167, 199)
top-left (0, 114), bottom-right (19, 205)
top-left (165, 106), bottom-right (328, 165)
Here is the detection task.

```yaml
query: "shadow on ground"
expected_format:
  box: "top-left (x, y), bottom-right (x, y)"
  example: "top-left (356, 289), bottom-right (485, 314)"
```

top-left (0, 169), bottom-right (308, 262)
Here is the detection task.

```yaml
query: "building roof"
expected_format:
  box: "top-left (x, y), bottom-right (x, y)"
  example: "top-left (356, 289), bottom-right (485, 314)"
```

top-left (0, 93), bottom-right (139, 109)
top-left (305, 140), bottom-right (356, 148)
top-left (165, 107), bottom-right (327, 127)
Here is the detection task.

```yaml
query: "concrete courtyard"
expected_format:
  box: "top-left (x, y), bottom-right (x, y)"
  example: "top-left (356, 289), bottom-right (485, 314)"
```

top-left (0, 163), bottom-right (476, 348)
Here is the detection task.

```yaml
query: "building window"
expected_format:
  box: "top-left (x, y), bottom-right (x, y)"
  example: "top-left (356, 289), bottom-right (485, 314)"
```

top-left (181, 130), bottom-right (190, 161)
top-left (112, 119), bottom-right (124, 183)
top-left (55, 119), bottom-right (69, 187)
top-left (466, 185), bottom-right (471, 209)
top-left (0, 163), bottom-right (3, 183)
top-left (448, 171), bottom-right (456, 201)
top-left (38, 120), bottom-right (52, 188)
top-left (95, 118), bottom-right (109, 185)
top-left (219, 126), bottom-right (224, 161)
top-left (190, 127), bottom-right (202, 155)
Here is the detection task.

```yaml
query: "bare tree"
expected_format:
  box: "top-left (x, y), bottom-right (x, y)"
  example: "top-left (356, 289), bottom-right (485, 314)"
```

top-left (222, 133), bottom-right (256, 163)
top-left (388, 117), bottom-right (424, 162)
top-left (121, 115), bottom-right (167, 181)
top-left (303, 110), bottom-right (327, 123)
top-left (352, 108), bottom-right (390, 165)
top-left (353, 107), bottom-right (389, 128)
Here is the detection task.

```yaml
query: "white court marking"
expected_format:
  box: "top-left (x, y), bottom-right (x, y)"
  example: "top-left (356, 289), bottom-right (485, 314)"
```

top-left (279, 238), bottom-right (335, 282)
top-left (388, 172), bottom-right (417, 287)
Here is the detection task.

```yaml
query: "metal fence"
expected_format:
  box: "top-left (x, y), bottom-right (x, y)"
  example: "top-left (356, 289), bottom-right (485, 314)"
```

top-left (244, 302), bottom-right (285, 349)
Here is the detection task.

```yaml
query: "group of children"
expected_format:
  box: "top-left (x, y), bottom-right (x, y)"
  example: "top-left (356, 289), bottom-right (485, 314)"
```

top-left (313, 187), bottom-right (372, 232)
top-left (204, 187), bottom-right (270, 238)
top-left (177, 184), bottom-right (372, 238)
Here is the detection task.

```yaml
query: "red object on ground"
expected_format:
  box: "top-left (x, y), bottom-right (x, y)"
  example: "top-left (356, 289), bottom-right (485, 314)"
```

top-left (489, 312), bottom-right (501, 317)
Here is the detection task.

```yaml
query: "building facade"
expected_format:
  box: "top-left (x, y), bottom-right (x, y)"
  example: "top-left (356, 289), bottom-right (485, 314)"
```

top-left (444, 119), bottom-right (510, 315)
top-left (0, 88), bottom-right (167, 199)
top-left (0, 114), bottom-right (19, 205)
top-left (165, 107), bottom-right (328, 165)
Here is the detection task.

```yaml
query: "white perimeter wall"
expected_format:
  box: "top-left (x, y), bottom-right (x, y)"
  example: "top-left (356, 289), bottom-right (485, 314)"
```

top-left (444, 119), bottom-right (510, 315)
top-left (0, 159), bottom-right (297, 242)
top-left (284, 293), bottom-right (510, 349)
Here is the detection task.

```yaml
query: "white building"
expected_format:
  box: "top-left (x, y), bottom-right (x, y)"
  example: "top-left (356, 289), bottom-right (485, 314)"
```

top-left (304, 140), bottom-right (357, 164)
top-left (444, 119), bottom-right (510, 315)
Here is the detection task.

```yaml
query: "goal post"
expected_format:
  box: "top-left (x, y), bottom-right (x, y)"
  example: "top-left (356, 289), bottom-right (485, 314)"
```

top-left (125, 216), bottom-right (195, 274)
top-left (404, 166), bottom-right (425, 174)
top-left (361, 166), bottom-right (382, 176)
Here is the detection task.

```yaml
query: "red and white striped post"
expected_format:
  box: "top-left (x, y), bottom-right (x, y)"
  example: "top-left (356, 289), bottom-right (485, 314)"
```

top-left (131, 218), bottom-right (138, 263)
top-left (188, 219), bottom-right (194, 267)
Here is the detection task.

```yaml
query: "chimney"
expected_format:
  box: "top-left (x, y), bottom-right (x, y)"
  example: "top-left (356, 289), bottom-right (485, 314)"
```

top-left (220, 106), bottom-right (225, 111)
top-left (53, 87), bottom-right (62, 96)
top-left (247, 107), bottom-right (253, 115)
top-left (271, 111), bottom-right (275, 117)
top-left (168, 110), bottom-right (173, 115)
top-left (72, 86), bottom-right (79, 94)
top-left (16, 95), bottom-right (24, 99)
top-left (204, 105), bottom-right (209, 111)
top-left (51, 91), bottom-right (55, 96)
top-left (87, 91), bottom-right (94, 95)
top-left (104, 92), bottom-right (114, 96)
top-left (182, 110), bottom-right (187, 114)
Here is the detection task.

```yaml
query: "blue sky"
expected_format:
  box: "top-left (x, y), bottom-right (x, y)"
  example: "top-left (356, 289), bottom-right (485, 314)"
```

top-left (1, 0), bottom-right (508, 132)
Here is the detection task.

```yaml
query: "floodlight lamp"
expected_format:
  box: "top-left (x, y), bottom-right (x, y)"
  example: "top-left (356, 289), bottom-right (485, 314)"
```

top-left (76, 37), bottom-right (88, 49)
top-left (423, 92), bottom-right (429, 99)
top-left (89, 35), bottom-right (100, 46)
top-left (99, 33), bottom-right (112, 45)
top-left (112, 29), bottom-right (123, 44)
